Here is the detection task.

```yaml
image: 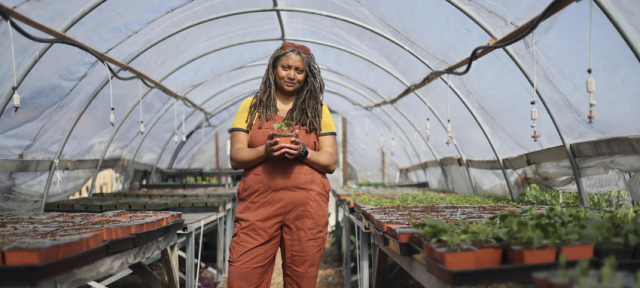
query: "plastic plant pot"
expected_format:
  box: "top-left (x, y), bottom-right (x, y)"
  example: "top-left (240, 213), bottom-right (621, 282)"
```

top-left (558, 243), bottom-right (594, 261)
top-left (433, 247), bottom-right (476, 270)
top-left (475, 246), bottom-right (503, 268)
top-left (387, 226), bottom-right (418, 242)
top-left (507, 246), bottom-right (558, 265)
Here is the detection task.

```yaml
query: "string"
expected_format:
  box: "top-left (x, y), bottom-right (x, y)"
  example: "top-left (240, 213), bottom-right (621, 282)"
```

top-left (533, 31), bottom-right (536, 104)
top-left (589, 0), bottom-right (593, 71)
top-left (139, 80), bottom-right (144, 134)
top-left (447, 74), bottom-right (450, 121)
top-left (103, 62), bottom-right (114, 126)
top-left (174, 99), bottom-right (178, 142)
top-left (182, 110), bottom-right (186, 142)
top-left (587, 0), bottom-right (596, 123)
top-left (8, 20), bottom-right (17, 88)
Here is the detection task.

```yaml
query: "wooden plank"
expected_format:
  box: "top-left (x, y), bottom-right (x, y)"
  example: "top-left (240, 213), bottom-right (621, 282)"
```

top-left (161, 245), bottom-right (179, 288)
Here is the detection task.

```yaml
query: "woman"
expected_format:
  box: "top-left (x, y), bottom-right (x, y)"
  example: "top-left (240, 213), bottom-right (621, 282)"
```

top-left (228, 42), bottom-right (337, 287)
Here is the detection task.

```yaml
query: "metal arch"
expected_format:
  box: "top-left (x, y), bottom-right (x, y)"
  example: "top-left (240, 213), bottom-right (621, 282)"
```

top-left (179, 96), bottom-right (415, 175)
top-left (323, 80), bottom-right (453, 191)
top-left (594, 0), bottom-right (640, 63)
top-left (76, 7), bottom-right (510, 196)
top-left (165, 85), bottom-right (430, 180)
top-left (131, 34), bottom-right (469, 190)
top-left (87, 53), bottom-right (273, 195)
top-left (98, 35), bottom-right (468, 189)
top-left (150, 76), bottom-right (423, 179)
top-left (149, 76), bottom-right (264, 178)
top-left (322, 70), bottom-right (474, 193)
top-left (170, 89), bottom-right (423, 178)
top-left (446, 0), bottom-right (585, 203)
top-left (120, 98), bottom-right (186, 191)
top-left (121, 88), bottom-right (258, 190)
top-left (0, 0), bottom-right (106, 120)
top-left (273, 0), bottom-right (285, 40)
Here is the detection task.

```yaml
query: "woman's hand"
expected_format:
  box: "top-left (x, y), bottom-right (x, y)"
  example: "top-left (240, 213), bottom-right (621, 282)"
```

top-left (283, 130), bottom-right (302, 159)
top-left (265, 131), bottom-right (287, 159)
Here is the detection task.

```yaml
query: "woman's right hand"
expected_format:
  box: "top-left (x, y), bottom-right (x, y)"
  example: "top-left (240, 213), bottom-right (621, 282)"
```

top-left (265, 131), bottom-right (286, 159)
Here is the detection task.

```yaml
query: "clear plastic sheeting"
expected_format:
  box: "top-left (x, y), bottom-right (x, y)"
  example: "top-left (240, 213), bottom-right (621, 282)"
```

top-left (0, 0), bottom-right (639, 211)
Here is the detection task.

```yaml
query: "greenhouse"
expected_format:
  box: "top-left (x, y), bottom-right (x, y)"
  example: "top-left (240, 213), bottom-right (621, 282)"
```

top-left (1, 0), bottom-right (640, 287)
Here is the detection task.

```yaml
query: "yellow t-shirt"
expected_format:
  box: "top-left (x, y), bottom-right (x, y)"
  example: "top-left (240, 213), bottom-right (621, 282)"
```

top-left (230, 97), bottom-right (336, 137)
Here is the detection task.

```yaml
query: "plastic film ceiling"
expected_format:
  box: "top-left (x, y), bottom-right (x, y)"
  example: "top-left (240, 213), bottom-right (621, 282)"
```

top-left (1, 0), bottom-right (640, 210)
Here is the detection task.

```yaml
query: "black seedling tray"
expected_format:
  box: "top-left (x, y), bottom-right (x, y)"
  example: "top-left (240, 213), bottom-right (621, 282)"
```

top-left (134, 220), bottom-right (184, 247)
top-left (106, 236), bottom-right (135, 255)
top-left (0, 243), bottom-right (108, 285)
top-left (424, 256), bottom-right (593, 286)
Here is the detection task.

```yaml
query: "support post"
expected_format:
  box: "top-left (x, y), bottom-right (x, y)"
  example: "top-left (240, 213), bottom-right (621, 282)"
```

top-left (342, 117), bottom-right (348, 186)
top-left (359, 227), bottom-right (370, 288)
top-left (225, 202), bottom-right (233, 276)
top-left (217, 216), bottom-right (224, 278)
top-left (343, 203), bottom-right (351, 288)
top-left (185, 231), bottom-right (195, 288)
top-left (372, 245), bottom-right (388, 288)
top-left (161, 245), bottom-right (179, 288)
top-left (215, 131), bottom-right (220, 182)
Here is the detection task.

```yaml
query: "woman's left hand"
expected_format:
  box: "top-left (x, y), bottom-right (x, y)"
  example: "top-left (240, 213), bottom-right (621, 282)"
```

top-left (283, 130), bottom-right (302, 159)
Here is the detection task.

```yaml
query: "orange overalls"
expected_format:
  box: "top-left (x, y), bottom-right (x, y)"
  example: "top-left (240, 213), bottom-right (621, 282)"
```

top-left (228, 115), bottom-right (331, 288)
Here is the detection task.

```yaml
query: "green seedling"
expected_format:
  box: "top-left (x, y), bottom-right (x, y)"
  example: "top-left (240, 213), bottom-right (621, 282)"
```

top-left (273, 121), bottom-right (294, 133)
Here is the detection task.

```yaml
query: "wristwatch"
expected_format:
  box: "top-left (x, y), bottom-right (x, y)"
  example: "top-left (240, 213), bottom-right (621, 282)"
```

top-left (297, 143), bottom-right (309, 160)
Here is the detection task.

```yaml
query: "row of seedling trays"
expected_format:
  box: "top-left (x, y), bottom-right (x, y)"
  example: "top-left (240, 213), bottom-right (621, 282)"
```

top-left (333, 186), bottom-right (423, 200)
top-left (45, 195), bottom-right (231, 213)
top-left (95, 187), bottom-right (237, 198)
top-left (355, 203), bottom-right (640, 286)
top-left (0, 210), bottom-right (183, 285)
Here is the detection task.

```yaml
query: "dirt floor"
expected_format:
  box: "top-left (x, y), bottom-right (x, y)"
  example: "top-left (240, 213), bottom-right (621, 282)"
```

top-left (222, 236), bottom-right (344, 288)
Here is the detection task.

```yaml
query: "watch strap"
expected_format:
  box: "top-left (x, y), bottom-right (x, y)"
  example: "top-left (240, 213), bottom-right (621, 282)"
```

top-left (297, 143), bottom-right (309, 160)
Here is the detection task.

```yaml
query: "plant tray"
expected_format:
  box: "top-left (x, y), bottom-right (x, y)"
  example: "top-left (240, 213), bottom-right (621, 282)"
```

top-left (423, 254), bottom-right (591, 286)
top-left (0, 243), bottom-right (108, 285)
top-left (385, 234), bottom-right (418, 256)
top-left (134, 220), bottom-right (184, 247)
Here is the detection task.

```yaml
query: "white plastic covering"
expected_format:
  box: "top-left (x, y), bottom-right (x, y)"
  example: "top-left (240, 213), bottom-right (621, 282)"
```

top-left (1, 0), bottom-right (640, 211)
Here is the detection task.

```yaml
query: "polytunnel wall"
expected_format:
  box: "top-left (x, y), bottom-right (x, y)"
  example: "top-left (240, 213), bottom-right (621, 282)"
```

top-left (1, 0), bottom-right (640, 212)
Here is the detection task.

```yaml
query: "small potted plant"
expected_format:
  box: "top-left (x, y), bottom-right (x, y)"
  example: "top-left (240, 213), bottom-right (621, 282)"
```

top-left (414, 216), bottom-right (448, 259)
top-left (499, 212), bottom-right (558, 265)
top-left (272, 120), bottom-right (295, 145)
top-left (464, 221), bottom-right (503, 268)
top-left (593, 209), bottom-right (636, 261)
top-left (431, 226), bottom-right (477, 270)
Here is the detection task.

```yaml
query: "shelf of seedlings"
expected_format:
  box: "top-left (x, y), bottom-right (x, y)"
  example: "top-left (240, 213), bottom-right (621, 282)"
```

top-left (335, 187), bottom-right (640, 287)
top-left (0, 211), bottom-right (183, 286)
top-left (44, 187), bottom-right (236, 214)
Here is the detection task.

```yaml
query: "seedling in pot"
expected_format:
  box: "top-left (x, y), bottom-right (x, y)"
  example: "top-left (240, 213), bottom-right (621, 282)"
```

top-left (272, 121), bottom-right (296, 145)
